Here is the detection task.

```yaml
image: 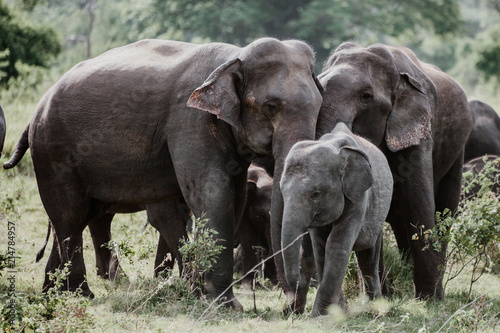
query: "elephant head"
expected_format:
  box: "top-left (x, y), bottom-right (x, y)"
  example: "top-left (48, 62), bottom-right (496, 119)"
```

top-left (316, 42), bottom-right (437, 152)
top-left (279, 126), bottom-right (374, 292)
top-left (188, 38), bottom-right (323, 160)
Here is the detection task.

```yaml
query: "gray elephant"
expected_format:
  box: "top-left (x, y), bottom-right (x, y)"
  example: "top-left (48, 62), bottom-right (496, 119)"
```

top-left (4, 37), bottom-right (323, 308)
top-left (280, 123), bottom-right (393, 316)
top-left (309, 42), bottom-right (472, 302)
top-left (464, 100), bottom-right (500, 162)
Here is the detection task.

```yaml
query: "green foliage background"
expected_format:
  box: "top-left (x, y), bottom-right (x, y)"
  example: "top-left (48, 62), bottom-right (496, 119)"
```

top-left (1, 0), bottom-right (499, 108)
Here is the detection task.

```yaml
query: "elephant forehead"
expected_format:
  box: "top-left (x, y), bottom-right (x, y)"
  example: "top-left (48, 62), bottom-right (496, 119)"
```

top-left (285, 146), bottom-right (341, 178)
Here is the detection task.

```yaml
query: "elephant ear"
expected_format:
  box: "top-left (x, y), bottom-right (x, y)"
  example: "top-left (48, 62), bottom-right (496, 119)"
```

top-left (340, 146), bottom-right (374, 202)
top-left (385, 48), bottom-right (435, 152)
top-left (187, 58), bottom-right (243, 128)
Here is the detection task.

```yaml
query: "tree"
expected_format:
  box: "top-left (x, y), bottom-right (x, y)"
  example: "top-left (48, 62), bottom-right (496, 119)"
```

top-left (475, 1), bottom-right (500, 84)
top-left (0, 0), bottom-right (61, 86)
top-left (476, 27), bottom-right (500, 85)
top-left (152, 0), bottom-right (463, 65)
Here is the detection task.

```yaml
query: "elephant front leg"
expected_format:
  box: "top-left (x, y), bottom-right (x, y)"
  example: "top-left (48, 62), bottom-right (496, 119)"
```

top-left (387, 145), bottom-right (444, 300)
top-left (312, 227), bottom-right (356, 317)
top-left (237, 217), bottom-right (261, 286)
top-left (181, 171), bottom-right (245, 310)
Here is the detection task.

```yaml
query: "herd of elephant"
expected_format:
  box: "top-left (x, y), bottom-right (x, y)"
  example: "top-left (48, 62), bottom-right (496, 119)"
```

top-left (1, 38), bottom-right (499, 317)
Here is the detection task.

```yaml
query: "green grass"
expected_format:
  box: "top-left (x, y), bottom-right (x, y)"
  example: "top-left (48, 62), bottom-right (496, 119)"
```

top-left (0, 87), bottom-right (499, 332)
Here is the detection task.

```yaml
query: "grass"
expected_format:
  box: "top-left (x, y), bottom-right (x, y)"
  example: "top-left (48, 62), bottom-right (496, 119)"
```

top-left (0, 86), bottom-right (499, 332)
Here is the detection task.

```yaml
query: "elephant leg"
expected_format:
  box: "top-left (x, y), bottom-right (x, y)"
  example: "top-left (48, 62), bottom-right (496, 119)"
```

top-left (146, 199), bottom-right (187, 277)
top-left (300, 233), bottom-right (316, 291)
top-left (430, 152), bottom-right (465, 297)
top-left (355, 231), bottom-right (383, 300)
top-left (378, 237), bottom-right (389, 296)
top-left (263, 252), bottom-right (278, 285)
top-left (312, 225), bottom-right (356, 317)
top-left (386, 203), bottom-right (411, 257)
top-left (237, 218), bottom-right (261, 286)
top-left (387, 145), bottom-right (443, 300)
top-left (190, 172), bottom-right (245, 309)
top-left (154, 234), bottom-right (175, 276)
top-left (309, 227), bottom-right (330, 287)
top-left (40, 193), bottom-right (94, 297)
top-left (88, 213), bottom-right (125, 281)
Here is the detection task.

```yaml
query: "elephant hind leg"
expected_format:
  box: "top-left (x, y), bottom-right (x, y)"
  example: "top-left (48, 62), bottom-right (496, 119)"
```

top-left (38, 180), bottom-right (98, 297)
top-left (146, 199), bottom-right (188, 277)
top-left (355, 231), bottom-right (383, 300)
top-left (154, 234), bottom-right (175, 277)
top-left (88, 213), bottom-right (126, 281)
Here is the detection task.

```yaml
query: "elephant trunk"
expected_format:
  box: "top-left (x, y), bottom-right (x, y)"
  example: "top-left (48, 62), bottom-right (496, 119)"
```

top-left (281, 204), bottom-right (309, 292)
top-left (270, 124), bottom-right (316, 313)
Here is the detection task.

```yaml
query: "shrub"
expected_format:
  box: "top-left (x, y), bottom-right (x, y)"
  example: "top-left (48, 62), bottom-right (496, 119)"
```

top-left (178, 214), bottom-right (225, 297)
top-left (0, 262), bottom-right (95, 332)
top-left (415, 158), bottom-right (500, 299)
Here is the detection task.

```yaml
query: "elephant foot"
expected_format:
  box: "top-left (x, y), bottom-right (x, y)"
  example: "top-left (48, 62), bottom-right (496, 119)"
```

top-left (207, 288), bottom-right (243, 311)
top-left (42, 276), bottom-right (94, 299)
top-left (283, 290), bottom-right (307, 315)
top-left (223, 297), bottom-right (244, 311)
top-left (415, 285), bottom-right (444, 301)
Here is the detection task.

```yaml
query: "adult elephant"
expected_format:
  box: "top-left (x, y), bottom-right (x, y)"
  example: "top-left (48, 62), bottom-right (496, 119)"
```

top-left (309, 42), bottom-right (472, 302)
top-left (464, 100), bottom-right (500, 162)
top-left (4, 38), bottom-right (323, 309)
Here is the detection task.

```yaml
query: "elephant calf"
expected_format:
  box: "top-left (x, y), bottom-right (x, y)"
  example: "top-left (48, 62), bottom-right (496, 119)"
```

top-left (234, 164), bottom-right (277, 285)
top-left (280, 123), bottom-right (393, 317)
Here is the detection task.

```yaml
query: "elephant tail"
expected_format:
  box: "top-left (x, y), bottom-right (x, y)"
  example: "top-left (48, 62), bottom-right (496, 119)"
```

top-left (36, 220), bottom-right (51, 262)
top-left (0, 104), bottom-right (6, 154)
top-left (3, 125), bottom-right (29, 169)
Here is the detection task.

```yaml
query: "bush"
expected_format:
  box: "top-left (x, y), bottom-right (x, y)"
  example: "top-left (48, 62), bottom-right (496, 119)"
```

top-left (416, 158), bottom-right (500, 299)
top-left (178, 214), bottom-right (225, 297)
top-left (0, 262), bottom-right (95, 332)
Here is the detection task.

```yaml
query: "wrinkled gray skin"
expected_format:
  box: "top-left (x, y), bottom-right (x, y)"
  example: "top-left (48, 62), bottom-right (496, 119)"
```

top-left (4, 38), bottom-right (322, 308)
top-left (464, 100), bottom-right (500, 163)
top-left (314, 42), bottom-right (472, 300)
top-left (281, 123), bottom-right (393, 317)
top-left (234, 164), bottom-right (277, 285)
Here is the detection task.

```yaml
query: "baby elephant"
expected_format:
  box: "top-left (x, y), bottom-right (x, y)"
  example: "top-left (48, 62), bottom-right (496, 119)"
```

top-left (280, 123), bottom-right (393, 317)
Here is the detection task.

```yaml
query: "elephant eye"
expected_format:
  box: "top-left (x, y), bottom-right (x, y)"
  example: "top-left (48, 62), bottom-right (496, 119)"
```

top-left (360, 91), bottom-right (373, 103)
top-left (262, 100), bottom-right (280, 118)
top-left (310, 190), bottom-right (322, 200)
